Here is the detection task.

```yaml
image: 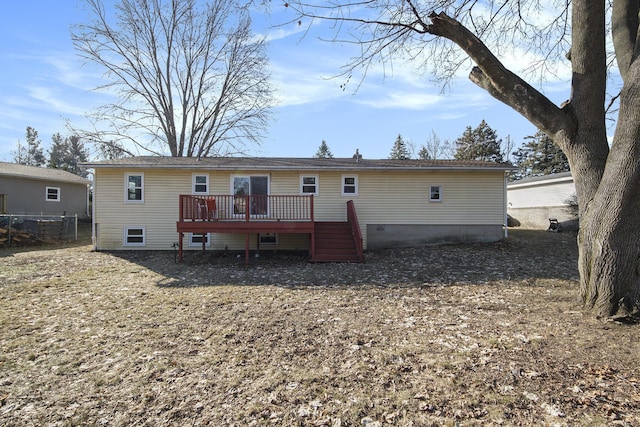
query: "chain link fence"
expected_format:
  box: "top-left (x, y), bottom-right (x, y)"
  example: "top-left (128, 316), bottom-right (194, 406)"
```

top-left (0, 214), bottom-right (79, 247)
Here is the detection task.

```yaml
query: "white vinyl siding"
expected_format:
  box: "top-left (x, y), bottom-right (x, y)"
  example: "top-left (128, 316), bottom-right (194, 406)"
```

top-left (93, 168), bottom-right (506, 251)
top-left (508, 180), bottom-right (575, 208)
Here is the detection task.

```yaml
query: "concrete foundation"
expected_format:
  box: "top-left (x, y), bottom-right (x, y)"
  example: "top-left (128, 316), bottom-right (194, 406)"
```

top-left (507, 207), bottom-right (579, 231)
top-left (366, 224), bottom-right (505, 250)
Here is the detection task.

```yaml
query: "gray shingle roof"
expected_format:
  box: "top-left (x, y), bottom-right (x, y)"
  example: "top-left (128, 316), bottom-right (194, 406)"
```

top-left (0, 162), bottom-right (91, 185)
top-left (83, 156), bottom-right (514, 171)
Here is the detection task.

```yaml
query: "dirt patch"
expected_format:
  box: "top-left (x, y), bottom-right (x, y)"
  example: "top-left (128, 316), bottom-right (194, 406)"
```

top-left (1, 230), bottom-right (639, 426)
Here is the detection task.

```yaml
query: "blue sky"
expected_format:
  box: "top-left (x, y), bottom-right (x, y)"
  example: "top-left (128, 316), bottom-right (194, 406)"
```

top-left (0, 1), bottom-right (574, 162)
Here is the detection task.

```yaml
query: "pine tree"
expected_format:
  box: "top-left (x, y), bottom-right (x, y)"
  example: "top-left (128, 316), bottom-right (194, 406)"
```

top-left (389, 134), bottom-right (411, 159)
top-left (512, 130), bottom-right (569, 180)
top-left (453, 120), bottom-right (503, 162)
top-left (417, 146), bottom-right (431, 160)
top-left (13, 127), bottom-right (46, 166)
top-left (47, 134), bottom-right (89, 177)
top-left (48, 133), bottom-right (67, 169)
top-left (314, 140), bottom-right (334, 158)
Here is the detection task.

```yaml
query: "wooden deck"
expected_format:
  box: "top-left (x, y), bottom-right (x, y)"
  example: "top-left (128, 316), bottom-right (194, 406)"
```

top-left (176, 195), bottom-right (363, 264)
top-left (176, 194), bottom-right (315, 263)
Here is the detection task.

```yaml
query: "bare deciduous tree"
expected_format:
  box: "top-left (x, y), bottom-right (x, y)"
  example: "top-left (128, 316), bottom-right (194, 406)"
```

top-left (72, 0), bottom-right (274, 158)
top-left (284, 0), bottom-right (640, 319)
top-left (418, 130), bottom-right (452, 160)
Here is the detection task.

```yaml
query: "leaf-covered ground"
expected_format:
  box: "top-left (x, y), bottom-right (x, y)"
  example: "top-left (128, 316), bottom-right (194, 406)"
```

top-left (1, 230), bottom-right (639, 426)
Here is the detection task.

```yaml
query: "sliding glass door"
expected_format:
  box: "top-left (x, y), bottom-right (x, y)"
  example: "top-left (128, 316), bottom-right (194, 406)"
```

top-left (233, 176), bottom-right (268, 216)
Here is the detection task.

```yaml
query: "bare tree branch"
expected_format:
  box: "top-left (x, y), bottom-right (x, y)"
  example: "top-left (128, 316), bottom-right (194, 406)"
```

top-left (71, 0), bottom-right (274, 158)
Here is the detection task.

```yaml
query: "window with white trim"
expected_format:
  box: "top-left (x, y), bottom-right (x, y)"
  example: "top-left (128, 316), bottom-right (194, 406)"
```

top-left (46, 186), bottom-right (60, 202)
top-left (125, 173), bottom-right (144, 203)
top-left (429, 185), bottom-right (442, 202)
top-left (193, 174), bottom-right (209, 194)
top-left (341, 175), bottom-right (358, 196)
top-left (300, 175), bottom-right (318, 195)
top-left (124, 226), bottom-right (146, 246)
top-left (259, 233), bottom-right (277, 246)
top-left (189, 233), bottom-right (210, 247)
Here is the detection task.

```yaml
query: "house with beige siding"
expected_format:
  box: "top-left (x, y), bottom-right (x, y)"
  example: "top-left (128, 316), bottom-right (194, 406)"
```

top-left (84, 157), bottom-right (513, 262)
top-left (0, 162), bottom-right (90, 218)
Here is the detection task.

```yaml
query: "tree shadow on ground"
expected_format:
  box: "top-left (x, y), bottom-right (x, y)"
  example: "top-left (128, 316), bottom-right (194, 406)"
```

top-left (105, 229), bottom-right (579, 289)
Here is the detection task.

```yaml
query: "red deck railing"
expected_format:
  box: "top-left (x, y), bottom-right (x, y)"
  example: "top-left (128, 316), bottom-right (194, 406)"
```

top-left (179, 195), bottom-right (314, 222)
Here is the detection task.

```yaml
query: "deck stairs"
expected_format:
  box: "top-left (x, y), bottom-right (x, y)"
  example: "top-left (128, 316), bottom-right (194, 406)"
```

top-left (313, 221), bottom-right (363, 262)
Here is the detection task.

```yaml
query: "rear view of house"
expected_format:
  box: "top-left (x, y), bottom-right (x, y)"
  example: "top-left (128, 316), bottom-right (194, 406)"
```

top-left (85, 157), bottom-right (512, 262)
top-left (0, 162), bottom-right (91, 218)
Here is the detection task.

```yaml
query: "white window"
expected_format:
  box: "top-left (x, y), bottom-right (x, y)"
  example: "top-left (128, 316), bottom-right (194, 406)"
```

top-left (300, 175), bottom-right (318, 195)
top-left (259, 233), bottom-right (277, 246)
top-left (124, 226), bottom-right (146, 246)
top-left (46, 186), bottom-right (60, 202)
top-left (429, 185), bottom-right (442, 202)
top-left (193, 174), bottom-right (209, 194)
top-left (125, 173), bottom-right (144, 203)
top-left (341, 175), bottom-right (358, 196)
top-left (189, 233), bottom-right (210, 247)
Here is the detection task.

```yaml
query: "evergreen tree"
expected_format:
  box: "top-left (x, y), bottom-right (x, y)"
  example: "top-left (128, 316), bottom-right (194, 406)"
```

top-left (417, 146), bottom-right (431, 160)
top-left (97, 140), bottom-right (128, 160)
top-left (453, 120), bottom-right (503, 162)
top-left (389, 134), bottom-right (411, 159)
top-left (47, 134), bottom-right (90, 177)
top-left (512, 130), bottom-right (569, 180)
top-left (65, 135), bottom-right (90, 176)
top-left (13, 127), bottom-right (46, 166)
top-left (313, 140), bottom-right (334, 158)
top-left (48, 133), bottom-right (67, 169)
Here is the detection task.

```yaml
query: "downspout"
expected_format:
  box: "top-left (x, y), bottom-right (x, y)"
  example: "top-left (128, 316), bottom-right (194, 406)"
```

top-left (91, 171), bottom-right (97, 250)
top-left (503, 172), bottom-right (508, 238)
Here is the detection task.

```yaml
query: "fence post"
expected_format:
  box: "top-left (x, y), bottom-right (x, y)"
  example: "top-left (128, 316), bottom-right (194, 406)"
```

top-left (8, 215), bottom-right (12, 247)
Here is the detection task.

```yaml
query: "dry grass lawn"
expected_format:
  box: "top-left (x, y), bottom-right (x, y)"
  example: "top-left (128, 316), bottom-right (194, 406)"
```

top-left (1, 229), bottom-right (639, 426)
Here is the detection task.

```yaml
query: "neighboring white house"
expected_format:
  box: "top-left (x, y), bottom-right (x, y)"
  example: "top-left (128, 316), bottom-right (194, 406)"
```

top-left (507, 172), bottom-right (577, 229)
top-left (84, 156), bottom-right (513, 261)
top-left (0, 162), bottom-right (91, 218)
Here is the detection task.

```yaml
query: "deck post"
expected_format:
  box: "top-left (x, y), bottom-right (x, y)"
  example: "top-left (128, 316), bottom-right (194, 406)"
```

top-left (178, 233), bottom-right (183, 263)
top-left (244, 233), bottom-right (250, 265)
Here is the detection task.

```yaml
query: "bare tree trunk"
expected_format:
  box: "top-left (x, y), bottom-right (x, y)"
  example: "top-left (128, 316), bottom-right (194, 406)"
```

top-left (577, 58), bottom-right (640, 318)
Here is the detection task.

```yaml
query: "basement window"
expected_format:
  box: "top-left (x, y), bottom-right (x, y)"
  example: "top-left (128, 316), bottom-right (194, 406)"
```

top-left (124, 226), bottom-right (146, 246)
top-left (259, 233), bottom-right (277, 246)
top-left (189, 233), bottom-right (210, 247)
